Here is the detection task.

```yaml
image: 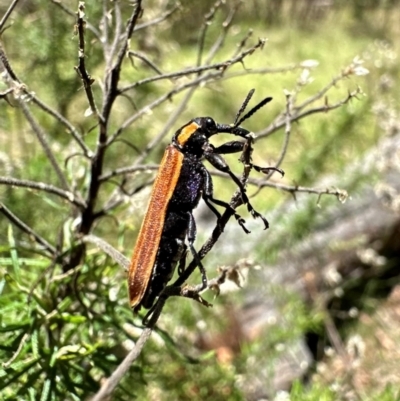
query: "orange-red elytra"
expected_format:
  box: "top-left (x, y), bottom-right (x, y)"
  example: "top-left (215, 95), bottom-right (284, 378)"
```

top-left (128, 145), bottom-right (184, 308)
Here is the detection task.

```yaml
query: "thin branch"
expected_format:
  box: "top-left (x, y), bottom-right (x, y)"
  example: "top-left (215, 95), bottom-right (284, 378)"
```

top-left (0, 0), bottom-right (20, 33)
top-left (119, 39), bottom-right (266, 94)
top-left (266, 90), bottom-right (292, 178)
top-left (27, 92), bottom-right (92, 158)
top-left (0, 87), bottom-right (14, 98)
top-left (323, 309), bottom-right (348, 358)
top-left (108, 71), bottom-right (222, 145)
top-left (99, 164), bottom-right (158, 182)
top-left (91, 328), bottom-right (153, 401)
top-left (133, 4), bottom-right (179, 32)
top-left (296, 70), bottom-right (349, 112)
top-left (2, 333), bottom-right (30, 368)
top-left (0, 177), bottom-right (86, 208)
top-left (74, 2), bottom-right (101, 119)
top-left (100, 0), bottom-right (109, 53)
top-left (96, 176), bottom-right (155, 217)
top-left (196, 0), bottom-right (225, 67)
top-left (231, 29), bottom-right (253, 59)
top-left (101, 0), bottom-right (143, 121)
top-left (0, 202), bottom-right (57, 255)
top-left (50, 264), bottom-right (82, 282)
top-left (104, 1), bottom-right (122, 69)
top-left (258, 181), bottom-right (349, 201)
top-left (133, 86), bottom-right (198, 166)
top-left (259, 87), bottom-right (362, 139)
top-left (100, 163), bottom-right (347, 203)
top-left (83, 235), bottom-right (129, 270)
top-left (0, 44), bottom-right (19, 82)
top-left (156, 263), bottom-right (245, 307)
top-left (208, 169), bottom-right (348, 201)
top-left (204, 2), bottom-right (240, 65)
top-left (279, 91), bottom-right (292, 168)
top-left (248, 92), bottom-right (292, 198)
top-left (112, 1), bottom-right (143, 78)
top-left (120, 63), bottom-right (222, 94)
top-left (1, 40), bottom-right (91, 158)
top-left (109, 39), bottom-right (265, 144)
top-left (128, 50), bottom-right (164, 76)
top-left (119, 62), bottom-right (220, 94)
top-left (221, 63), bottom-right (315, 80)
top-left (99, 169), bottom-right (345, 214)
top-left (19, 101), bottom-right (72, 191)
top-left (50, 0), bottom-right (101, 39)
top-left (79, 2), bottom-right (143, 236)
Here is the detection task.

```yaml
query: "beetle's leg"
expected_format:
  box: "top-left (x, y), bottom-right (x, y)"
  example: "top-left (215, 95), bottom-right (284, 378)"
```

top-left (177, 244), bottom-right (188, 275)
top-left (204, 196), bottom-right (250, 234)
top-left (187, 212), bottom-right (208, 291)
top-left (200, 165), bottom-right (249, 233)
top-left (199, 167), bottom-right (220, 220)
top-left (142, 295), bottom-right (167, 327)
top-left (252, 165), bottom-right (285, 176)
top-left (213, 140), bottom-right (245, 155)
top-left (205, 152), bottom-right (269, 230)
top-left (213, 141), bottom-right (285, 178)
top-left (203, 196), bottom-right (221, 220)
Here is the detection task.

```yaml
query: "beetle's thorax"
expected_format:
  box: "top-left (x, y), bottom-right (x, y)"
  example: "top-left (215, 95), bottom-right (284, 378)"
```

top-left (173, 117), bottom-right (217, 158)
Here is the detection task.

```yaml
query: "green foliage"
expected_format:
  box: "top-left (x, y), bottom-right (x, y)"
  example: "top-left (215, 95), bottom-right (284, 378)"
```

top-left (1, 242), bottom-right (127, 398)
top-left (290, 380), bottom-right (336, 401)
top-left (288, 380), bottom-right (400, 401)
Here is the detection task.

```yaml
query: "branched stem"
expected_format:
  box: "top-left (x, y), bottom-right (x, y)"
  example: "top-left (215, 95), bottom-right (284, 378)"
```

top-left (0, 0), bottom-right (20, 33)
top-left (91, 328), bottom-right (153, 401)
top-left (119, 39), bottom-right (266, 94)
top-left (0, 177), bottom-right (86, 208)
top-left (0, 202), bottom-right (56, 255)
top-left (19, 101), bottom-right (72, 192)
top-left (74, 2), bottom-right (101, 119)
top-left (260, 81), bottom-right (362, 139)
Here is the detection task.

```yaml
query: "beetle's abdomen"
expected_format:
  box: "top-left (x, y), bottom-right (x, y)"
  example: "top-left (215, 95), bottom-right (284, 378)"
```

top-left (139, 157), bottom-right (205, 309)
top-left (169, 157), bottom-right (204, 210)
top-left (140, 211), bottom-right (189, 309)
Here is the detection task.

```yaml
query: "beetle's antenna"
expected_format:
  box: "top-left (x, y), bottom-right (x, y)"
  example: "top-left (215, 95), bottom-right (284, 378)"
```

top-left (234, 96), bottom-right (273, 128)
top-left (234, 89), bottom-right (255, 126)
top-left (215, 91), bottom-right (272, 136)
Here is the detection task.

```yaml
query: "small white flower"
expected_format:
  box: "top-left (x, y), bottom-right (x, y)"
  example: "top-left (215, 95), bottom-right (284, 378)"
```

top-left (357, 248), bottom-right (386, 266)
top-left (300, 59), bottom-right (319, 68)
top-left (84, 107), bottom-right (93, 117)
top-left (352, 55), bottom-right (364, 65)
top-left (347, 334), bottom-right (366, 360)
top-left (109, 287), bottom-right (118, 302)
top-left (274, 391), bottom-right (290, 401)
top-left (324, 262), bottom-right (342, 286)
top-left (299, 68), bottom-right (314, 85)
top-left (353, 66), bottom-right (369, 76)
top-left (337, 189), bottom-right (349, 204)
top-left (348, 307), bottom-right (359, 318)
top-left (324, 346), bottom-right (335, 357)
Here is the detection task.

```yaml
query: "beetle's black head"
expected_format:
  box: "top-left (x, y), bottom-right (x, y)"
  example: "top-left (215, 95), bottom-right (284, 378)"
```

top-left (172, 92), bottom-right (273, 154)
top-left (173, 117), bottom-right (219, 156)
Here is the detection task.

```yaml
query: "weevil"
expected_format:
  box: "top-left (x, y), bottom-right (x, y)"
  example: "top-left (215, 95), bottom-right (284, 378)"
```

top-left (128, 90), bottom-right (283, 313)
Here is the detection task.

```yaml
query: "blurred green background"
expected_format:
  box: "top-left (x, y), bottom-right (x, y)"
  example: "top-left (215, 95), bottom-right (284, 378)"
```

top-left (1, 0), bottom-right (399, 400)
